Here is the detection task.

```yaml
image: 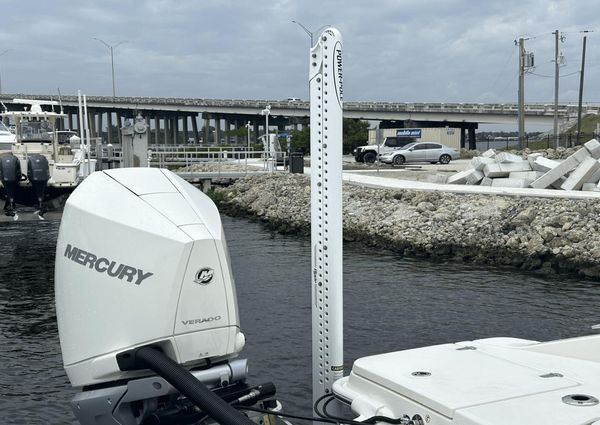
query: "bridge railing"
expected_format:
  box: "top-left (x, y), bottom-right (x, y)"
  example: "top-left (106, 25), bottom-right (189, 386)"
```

top-left (148, 146), bottom-right (290, 175)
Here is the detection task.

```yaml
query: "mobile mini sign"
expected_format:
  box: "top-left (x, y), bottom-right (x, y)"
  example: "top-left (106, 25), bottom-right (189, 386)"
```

top-left (396, 128), bottom-right (422, 138)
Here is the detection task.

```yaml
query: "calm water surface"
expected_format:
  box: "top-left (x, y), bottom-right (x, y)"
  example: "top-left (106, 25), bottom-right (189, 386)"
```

top-left (1, 216), bottom-right (599, 424)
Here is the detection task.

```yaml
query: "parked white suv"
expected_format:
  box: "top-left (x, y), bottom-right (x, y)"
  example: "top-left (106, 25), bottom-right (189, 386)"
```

top-left (353, 136), bottom-right (415, 163)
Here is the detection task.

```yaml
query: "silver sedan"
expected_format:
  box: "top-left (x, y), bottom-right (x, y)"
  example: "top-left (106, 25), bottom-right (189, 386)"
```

top-left (379, 142), bottom-right (460, 165)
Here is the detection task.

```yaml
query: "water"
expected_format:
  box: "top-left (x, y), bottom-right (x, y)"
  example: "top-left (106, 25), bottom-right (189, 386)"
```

top-left (1, 216), bottom-right (600, 424)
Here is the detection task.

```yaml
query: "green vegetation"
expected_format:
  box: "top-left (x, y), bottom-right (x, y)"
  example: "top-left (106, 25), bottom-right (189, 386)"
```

top-left (288, 118), bottom-right (369, 154)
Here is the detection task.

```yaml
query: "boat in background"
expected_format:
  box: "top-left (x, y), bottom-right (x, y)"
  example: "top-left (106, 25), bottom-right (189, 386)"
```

top-left (0, 99), bottom-right (95, 219)
top-left (0, 120), bottom-right (15, 153)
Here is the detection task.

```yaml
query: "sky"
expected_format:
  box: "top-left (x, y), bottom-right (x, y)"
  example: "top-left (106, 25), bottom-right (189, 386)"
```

top-left (0, 0), bottom-right (598, 109)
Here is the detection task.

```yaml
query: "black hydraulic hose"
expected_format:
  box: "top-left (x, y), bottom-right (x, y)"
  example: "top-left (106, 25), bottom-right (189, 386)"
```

top-left (135, 346), bottom-right (256, 425)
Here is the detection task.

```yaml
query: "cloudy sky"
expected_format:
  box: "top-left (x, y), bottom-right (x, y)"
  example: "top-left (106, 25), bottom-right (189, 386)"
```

top-left (1, 0), bottom-right (598, 106)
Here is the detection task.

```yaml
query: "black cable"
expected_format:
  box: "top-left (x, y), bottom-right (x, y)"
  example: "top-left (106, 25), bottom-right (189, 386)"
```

top-left (237, 405), bottom-right (342, 424)
top-left (318, 394), bottom-right (407, 425)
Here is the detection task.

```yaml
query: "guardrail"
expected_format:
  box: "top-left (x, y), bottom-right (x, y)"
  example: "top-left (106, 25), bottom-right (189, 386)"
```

top-left (148, 147), bottom-right (289, 175)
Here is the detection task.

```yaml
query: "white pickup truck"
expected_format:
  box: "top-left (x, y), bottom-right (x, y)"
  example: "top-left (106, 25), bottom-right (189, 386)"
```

top-left (353, 136), bottom-right (416, 163)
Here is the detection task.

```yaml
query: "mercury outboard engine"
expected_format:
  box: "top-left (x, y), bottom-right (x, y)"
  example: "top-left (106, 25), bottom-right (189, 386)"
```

top-left (55, 168), bottom-right (277, 425)
top-left (26, 154), bottom-right (49, 216)
top-left (0, 154), bottom-right (21, 217)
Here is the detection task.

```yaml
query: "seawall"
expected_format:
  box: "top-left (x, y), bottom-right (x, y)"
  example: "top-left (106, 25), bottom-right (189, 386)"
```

top-left (213, 174), bottom-right (600, 280)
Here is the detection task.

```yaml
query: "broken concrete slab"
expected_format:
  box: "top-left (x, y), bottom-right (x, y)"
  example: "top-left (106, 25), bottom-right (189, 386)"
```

top-left (527, 153), bottom-right (544, 167)
top-left (466, 170), bottom-right (484, 185)
top-left (584, 139), bottom-right (600, 159)
top-left (429, 174), bottom-right (449, 184)
top-left (447, 169), bottom-right (473, 185)
top-left (561, 157), bottom-right (600, 190)
top-left (491, 178), bottom-right (531, 188)
top-left (509, 171), bottom-right (544, 181)
top-left (483, 161), bottom-right (532, 178)
top-left (531, 148), bottom-right (591, 189)
top-left (532, 156), bottom-right (561, 173)
top-left (480, 177), bottom-right (493, 186)
top-left (495, 152), bottom-right (523, 163)
top-left (583, 182), bottom-right (600, 192)
top-left (586, 164), bottom-right (600, 183)
top-left (481, 149), bottom-right (497, 158)
top-left (470, 156), bottom-right (496, 171)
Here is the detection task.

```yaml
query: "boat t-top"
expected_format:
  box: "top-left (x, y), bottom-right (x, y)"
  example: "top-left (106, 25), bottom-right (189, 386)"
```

top-left (0, 98), bottom-right (95, 218)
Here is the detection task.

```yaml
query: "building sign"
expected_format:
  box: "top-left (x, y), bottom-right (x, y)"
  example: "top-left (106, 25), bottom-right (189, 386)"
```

top-left (396, 128), bottom-right (422, 138)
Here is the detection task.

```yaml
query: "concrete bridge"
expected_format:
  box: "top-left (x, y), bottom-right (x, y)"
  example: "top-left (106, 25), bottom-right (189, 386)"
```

top-left (1, 94), bottom-right (598, 147)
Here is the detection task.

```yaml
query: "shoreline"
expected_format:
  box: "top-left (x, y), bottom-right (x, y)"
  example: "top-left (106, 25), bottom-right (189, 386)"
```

top-left (212, 174), bottom-right (600, 281)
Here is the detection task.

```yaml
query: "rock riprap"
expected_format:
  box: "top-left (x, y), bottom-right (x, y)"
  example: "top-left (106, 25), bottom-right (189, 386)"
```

top-left (214, 174), bottom-right (600, 279)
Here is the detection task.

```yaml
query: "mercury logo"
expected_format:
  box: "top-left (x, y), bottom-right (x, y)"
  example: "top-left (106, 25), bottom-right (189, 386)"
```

top-left (194, 268), bottom-right (214, 285)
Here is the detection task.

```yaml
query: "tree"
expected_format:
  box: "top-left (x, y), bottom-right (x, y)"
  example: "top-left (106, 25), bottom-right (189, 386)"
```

top-left (343, 119), bottom-right (369, 154)
top-left (288, 118), bottom-right (369, 155)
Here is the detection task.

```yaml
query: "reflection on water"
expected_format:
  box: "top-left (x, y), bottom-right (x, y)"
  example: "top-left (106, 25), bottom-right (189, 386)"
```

top-left (1, 216), bottom-right (599, 423)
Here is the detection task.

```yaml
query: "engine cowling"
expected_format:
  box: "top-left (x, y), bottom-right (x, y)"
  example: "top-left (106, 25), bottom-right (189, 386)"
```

top-left (55, 168), bottom-right (244, 387)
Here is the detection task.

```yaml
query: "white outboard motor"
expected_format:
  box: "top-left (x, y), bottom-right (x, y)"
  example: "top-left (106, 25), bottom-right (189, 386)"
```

top-left (55, 168), bottom-right (273, 425)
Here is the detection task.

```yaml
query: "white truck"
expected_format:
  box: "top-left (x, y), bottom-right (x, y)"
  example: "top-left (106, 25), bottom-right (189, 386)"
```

top-left (353, 135), bottom-right (416, 162)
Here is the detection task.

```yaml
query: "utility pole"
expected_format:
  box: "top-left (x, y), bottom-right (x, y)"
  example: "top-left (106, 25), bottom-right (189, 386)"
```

top-left (553, 30), bottom-right (560, 148)
top-left (576, 33), bottom-right (590, 146)
top-left (517, 37), bottom-right (525, 149)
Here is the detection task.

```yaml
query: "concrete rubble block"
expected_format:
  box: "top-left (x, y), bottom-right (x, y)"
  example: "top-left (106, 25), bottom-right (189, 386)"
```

top-left (531, 149), bottom-right (591, 189)
top-left (469, 156), bottom-right (495, 171)
top-left (532, 156), bottom-right (561, 173)
top-left (483, 163), bottom-right (508, 178)
top-left (466, 170), bottom-right (484, 185)
top-left (429, 174), bottom-right (448, 184)
top-left (481, 149), bottom-right (497, 158)
top-left (509, 171), bottom-right (544, 181)
top-left (483, 161), bottom-right (531, 178)
top-left (491, 178), bottom-right (531, 188)
top-left (495, 152), bottom-right (523, 163)
top-left (584, 139), bottom-right (600, 159)
top-left (586, 163), bottom-right (600, 183)
top-left (583, 182), bottom-right (600, 192)
top-left (500, 161), bottom-right (532, 173)
top-left (561, 157), bottom-right (600, 191)
top-left (527, 153), bottom-right (544, 167)
top-left (447, 168), bottom-right (482, 185)
top-left (480, 177), bottom-right (493, 186)
top-left (551, 176), bottom-right (567, 190)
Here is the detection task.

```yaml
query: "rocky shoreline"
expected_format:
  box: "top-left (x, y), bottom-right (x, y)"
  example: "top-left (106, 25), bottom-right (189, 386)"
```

top-left (213, 174), bottom-right (600, 280)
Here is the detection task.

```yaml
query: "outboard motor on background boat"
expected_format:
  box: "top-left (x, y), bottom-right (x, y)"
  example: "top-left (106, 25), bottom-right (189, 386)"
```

top-left (26, 154), bottom-right (49, 216)
top-left (0, 154), bottom-right (21, 217)
top-left (55, 168), bottom-right (277, 425)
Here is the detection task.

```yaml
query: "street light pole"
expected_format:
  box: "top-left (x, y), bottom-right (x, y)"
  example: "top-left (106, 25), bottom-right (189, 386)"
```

top-left (261, 105), bottom-right (271, 171)
top-left (0, 49), bottom-right (9, 95)
top-left (245, 121), bottom-right (251, 150)
top-left (291, 21), bottom-right (330, 48)
top-left (93, 38), bottom-right (126, 98)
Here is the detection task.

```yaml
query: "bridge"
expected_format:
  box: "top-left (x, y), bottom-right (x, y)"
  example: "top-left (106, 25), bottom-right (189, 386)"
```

top-left (1, 94), bottom-right (598, 148)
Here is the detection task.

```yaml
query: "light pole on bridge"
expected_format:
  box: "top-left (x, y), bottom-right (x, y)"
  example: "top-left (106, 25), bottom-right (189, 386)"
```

top-left (93, 38), bottom-right (127, 99)
top-left (291, 21), bottom-right (330, 48)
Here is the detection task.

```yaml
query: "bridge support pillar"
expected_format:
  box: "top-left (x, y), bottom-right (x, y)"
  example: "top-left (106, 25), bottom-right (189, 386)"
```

top-left (172, 115), bottom-right (178, 145)
top-left (460, 128), bottom-right (466, 149)
top-left (68, 113), bottom-right (74, 131)
top-left (224, 117), bottom-right (230, 144)
top-left (183, 114), bottom-right (189, 143)
top-left (163, 116), bottom-right (169, 144)
top-left (204, 114), bottom-right (210, 144)
top-left (191, 113), bottom-right (199, 143)
top-left (153, 114), bottom-right (159, 144)
top-left (98, 112), bottom-right (104, 141)
top-left (107, 112), bottom-right (113, 144)
top-left (214, 115), bottom-right (221, 144)
top-left (468, 127), bottom-right (476, 150)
